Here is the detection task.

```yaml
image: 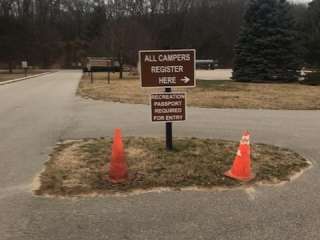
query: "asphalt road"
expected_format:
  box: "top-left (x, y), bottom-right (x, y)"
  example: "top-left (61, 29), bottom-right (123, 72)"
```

top-left (1, 71), bottom-right (320, 240)
top-left (196, 69), bottom-right (232, 80)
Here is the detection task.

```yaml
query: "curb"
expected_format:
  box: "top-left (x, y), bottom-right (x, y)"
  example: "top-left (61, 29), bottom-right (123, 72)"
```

top-left (0, 72), bottom-right (55, 86)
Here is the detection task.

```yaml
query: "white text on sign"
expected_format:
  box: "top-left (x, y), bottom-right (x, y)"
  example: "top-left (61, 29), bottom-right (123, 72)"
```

top-left (145, 54), bottom-right (191, 63)
top-left (151, 93), bottom-right (186, 122)
top-left (151, 66), bottom-right (184, 73)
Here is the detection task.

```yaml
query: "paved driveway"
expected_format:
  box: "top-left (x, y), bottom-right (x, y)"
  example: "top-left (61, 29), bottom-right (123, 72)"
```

top-left (1, 71), bottom-right (320, 240)
top-left (196, 69), bottom-right (232, 80)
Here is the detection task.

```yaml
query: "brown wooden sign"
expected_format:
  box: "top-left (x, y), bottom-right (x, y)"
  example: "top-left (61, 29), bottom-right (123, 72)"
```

top-left (151, 93), bottom-right (186, 122)
top-left (139, 49), bottom-right (196, 88)
top-left (88, 57), bottom-right (112, 67)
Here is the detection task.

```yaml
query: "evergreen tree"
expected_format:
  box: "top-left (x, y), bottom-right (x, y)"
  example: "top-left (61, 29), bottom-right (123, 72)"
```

top-left (274, 0), bottom-right (304, 80)
top-left (233, 0), bottom-right (302, 82)
top-left (306, 0), bottom-right (320, 67)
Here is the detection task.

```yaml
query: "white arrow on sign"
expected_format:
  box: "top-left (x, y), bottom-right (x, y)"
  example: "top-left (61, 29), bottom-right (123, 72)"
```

top-left (181, 76), bottom-right (190, 84)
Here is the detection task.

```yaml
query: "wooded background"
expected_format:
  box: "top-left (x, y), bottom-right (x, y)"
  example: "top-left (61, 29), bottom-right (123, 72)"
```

top-left (0, 0), bottom-right (310, 69)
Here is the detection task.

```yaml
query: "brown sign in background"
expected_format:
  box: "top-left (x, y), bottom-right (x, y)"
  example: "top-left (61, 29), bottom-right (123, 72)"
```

top-left (88, 57), bottom-right (112, 67)
top-left (151, 93), bottom-right (186, 122)
top-left (140, 49), bottom-right (196, 88)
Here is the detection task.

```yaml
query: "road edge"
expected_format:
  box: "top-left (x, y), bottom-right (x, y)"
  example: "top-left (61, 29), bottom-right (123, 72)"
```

top-left (0, 71), bottom-right (56, 86)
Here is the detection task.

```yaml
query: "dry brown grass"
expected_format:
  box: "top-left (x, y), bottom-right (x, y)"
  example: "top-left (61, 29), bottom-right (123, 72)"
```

top-left (78, 72), bottom-right (151, 104)
top-left (77, 72), bottom-right (320, 110)
top-left (35, 137), bottom-right (309, 197)
top-left (0, 69), bottom-right (49, 82)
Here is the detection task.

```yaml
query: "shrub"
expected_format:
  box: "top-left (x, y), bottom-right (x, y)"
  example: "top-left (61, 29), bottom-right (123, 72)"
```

top-left (303, 71), bottom-right (320, 85)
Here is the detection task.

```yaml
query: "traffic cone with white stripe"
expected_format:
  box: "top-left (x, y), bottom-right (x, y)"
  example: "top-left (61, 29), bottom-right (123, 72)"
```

top-left (224, 131), bottom-right (255, 181)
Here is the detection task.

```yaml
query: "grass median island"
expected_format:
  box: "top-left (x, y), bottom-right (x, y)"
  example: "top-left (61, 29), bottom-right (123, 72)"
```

top-left (35, 137), bottom-right (309, 197)
top-left (77, 72), bottom-right (320, 110)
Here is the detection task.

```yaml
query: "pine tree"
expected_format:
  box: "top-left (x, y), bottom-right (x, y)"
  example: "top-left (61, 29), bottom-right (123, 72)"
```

top-left (233, 0), bottom-right (302, 82)
top-left (306, 0), bottom-right (320, 67)
top-left (273, 0), bottom-right (304, 80)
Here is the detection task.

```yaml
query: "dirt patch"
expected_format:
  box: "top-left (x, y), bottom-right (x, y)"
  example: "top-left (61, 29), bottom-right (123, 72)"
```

top-left (77, 73), bottom-right (320, 110)
top-left (34, 137), bottom-right (310, 197)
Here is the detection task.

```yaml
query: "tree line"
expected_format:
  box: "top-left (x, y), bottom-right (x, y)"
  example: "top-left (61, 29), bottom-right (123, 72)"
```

top-left (0, 0), bottom-right (318, 73)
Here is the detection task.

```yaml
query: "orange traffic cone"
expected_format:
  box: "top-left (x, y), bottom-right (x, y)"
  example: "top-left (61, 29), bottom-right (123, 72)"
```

top-left (224, 131), bottom-right (255, 181)
top-left (108, 128), bottom-right (128, 183)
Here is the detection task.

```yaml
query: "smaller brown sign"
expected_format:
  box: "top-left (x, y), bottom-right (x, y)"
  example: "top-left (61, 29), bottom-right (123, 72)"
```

top-left (151, 92), bottom-right (186, 122)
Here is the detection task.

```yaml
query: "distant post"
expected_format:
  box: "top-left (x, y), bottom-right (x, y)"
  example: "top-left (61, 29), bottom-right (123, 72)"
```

top-left (87, 63), bottom-right (93, 83)
top-left (22, 61), bottom-right (28, 77)
top-left (119, 55), bottom-right (123, 80)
